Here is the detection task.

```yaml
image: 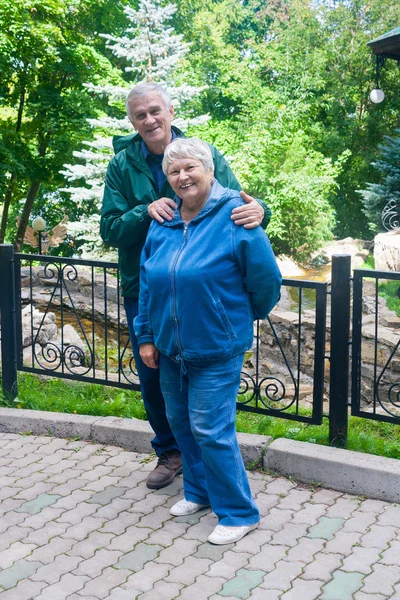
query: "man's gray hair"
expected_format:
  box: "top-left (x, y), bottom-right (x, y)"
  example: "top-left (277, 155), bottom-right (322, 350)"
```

top-left (126, 83), bottom-right (172, 120)
top-left (162, 138), bottom-right (214, 175)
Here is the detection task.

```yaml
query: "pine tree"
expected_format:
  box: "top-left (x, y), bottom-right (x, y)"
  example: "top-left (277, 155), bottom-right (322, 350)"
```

top-left (61, 0), bottom-right (208, 257)
top-left (358, 130), bottom-right (400, 233)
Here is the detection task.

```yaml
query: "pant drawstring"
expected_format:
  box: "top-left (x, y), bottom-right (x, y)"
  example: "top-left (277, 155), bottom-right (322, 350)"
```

top-left (176, 355), bottom-right (187, 391)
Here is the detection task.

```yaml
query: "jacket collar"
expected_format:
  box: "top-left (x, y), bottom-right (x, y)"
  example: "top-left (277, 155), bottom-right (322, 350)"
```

top-left (162, 180), bottom-right (240, 228)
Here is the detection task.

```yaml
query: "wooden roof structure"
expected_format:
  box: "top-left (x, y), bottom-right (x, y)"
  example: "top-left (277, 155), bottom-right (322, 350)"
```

top-left (368, 27), bottom-right (400, 61)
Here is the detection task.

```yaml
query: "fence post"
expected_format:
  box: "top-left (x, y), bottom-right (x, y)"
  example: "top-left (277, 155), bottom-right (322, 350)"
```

top-left (0, 244), bottom-right (18, 400)
top-left (329, 254), bottom-right (351, 447)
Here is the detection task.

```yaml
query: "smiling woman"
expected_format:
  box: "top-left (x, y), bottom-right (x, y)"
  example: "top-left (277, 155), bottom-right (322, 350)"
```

top-left (134, 137), bottom-right (282, 545)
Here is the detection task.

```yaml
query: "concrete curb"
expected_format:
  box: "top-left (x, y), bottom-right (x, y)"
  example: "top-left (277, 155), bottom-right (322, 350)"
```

top-left (0, 408), bottom-right (271, 468)
top-left (264, 438), bottom-right (400, 503)
top-left (2, 407), bottom-right (400, 502)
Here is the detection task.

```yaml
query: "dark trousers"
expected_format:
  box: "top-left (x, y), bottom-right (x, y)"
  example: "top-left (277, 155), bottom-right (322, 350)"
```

top-left (124, 297), bottom-right (178, 456)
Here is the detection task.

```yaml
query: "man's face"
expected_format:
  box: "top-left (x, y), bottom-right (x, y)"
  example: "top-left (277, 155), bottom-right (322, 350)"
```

top-left (129, 92), bottom-right (174, 152)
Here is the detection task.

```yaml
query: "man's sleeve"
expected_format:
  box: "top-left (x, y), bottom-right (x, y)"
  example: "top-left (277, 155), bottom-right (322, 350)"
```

top-left (210, 145), bottom-right (271, 229)
top-left (100, 160), bottom-right (152, 249)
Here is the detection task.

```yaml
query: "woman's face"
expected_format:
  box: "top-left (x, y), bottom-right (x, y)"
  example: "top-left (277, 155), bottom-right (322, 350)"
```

top-left (167, 157), bottom-right (214, 206)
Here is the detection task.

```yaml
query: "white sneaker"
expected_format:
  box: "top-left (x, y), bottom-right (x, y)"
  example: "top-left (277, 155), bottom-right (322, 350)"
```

top-left (208, 522), bottom-right (259, 545)
top-left (170, 499), bottom-right (210, 516)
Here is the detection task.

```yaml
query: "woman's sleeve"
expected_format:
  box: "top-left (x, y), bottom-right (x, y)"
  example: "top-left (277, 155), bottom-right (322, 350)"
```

top-left (234, 225), bottom-right (282, 320)
top-left (133, 239), bottom-right (154, 346)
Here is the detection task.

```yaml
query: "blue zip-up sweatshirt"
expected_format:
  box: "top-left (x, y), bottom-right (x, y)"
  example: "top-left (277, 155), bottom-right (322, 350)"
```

top-left (134, 180), bottom-right (282, 362)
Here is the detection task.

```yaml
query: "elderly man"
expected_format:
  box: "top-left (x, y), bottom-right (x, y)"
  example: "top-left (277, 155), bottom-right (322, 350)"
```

top-left (100, 82), bottom-right (271, 490)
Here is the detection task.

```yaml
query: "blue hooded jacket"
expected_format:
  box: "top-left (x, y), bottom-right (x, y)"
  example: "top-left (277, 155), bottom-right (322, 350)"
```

top-left (134, 180), bottom-right (282, 362)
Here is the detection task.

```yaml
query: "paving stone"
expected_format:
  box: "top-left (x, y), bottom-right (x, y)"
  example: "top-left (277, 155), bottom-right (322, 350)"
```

top-left (78, 566), bottom-right (131, 598)
top-left (62, 517), bottom-right (105, 540)
top-left (30, 554), bottom-right (83, 584)
top-left (377, 506), bottom-right (400, 528)
top-left (231, 528), bottom-right (272, 555)
top-left (0, 558), bottom-right (43, 589)
top-left (68, 531), bottom-right (115, 559)
top-left (15, 494), bottom-right (61, 515)
top-left (271, 523), bottom-right (309, 547)
top-left (194, 541), bottom-right (235, 561)
top-left (341, 546), bottom-right (381, 574)
top-left (107, 526), bottom-right (153, 552)
top-left (361, 525), bottom-right (396, 549)
top-left (258, 508), bottom-right (294, 533)
top-left (153, 477), bottom-right (184, 497)
top-left (23, 520), bottom-right (69, 545)
top-left (265, 479), bottom-right (296, 495)
top-left (354, 594), bottom-right (387, 600)
top-left (358, 499), bottom-right (388, 514)
top-left (325, 498), bottom-right (358, 519)
top-left (218, 568), bottom-right (266, 599)
top-left (138, 580), bottom-right (184, 600)
top-left (320, 570), bottom-right (364, 600)
top-left (146, 520), bottom-right (190, 546)
top-left (104, 588), bottom-right (142, 600)
top-left (56, 502), bottom-right (99, 525)
top-left (0, 578), bottom-right (46, 600)
top-left (177, 574), bottom-right (226, 600)
top-left (341, 510), bottom-right (377, 533)
top-left (165, 555), bottom-right (212, 585)
top-left (277, 489), bottom-right (312, 511)
top-left (291, 503), bottom-right (328, 525)
top-left (116, 542), bottom-right (163, 571)
top-left (101, 510), bottom-right (142, 535)
top-left (137, 505), bottom-right (173, 530)
top-left (302, 552), bottom-right (342, 581)
top-left (73, 548), bottom-right (123, 578)
top-left (380, 540), bottom-right (400, 565)
top-left (0, 541), bottom-right (38, 569)
top-left (259, 559), bottom-right (303, 591)
top-left (280, 578), bottom-right (323, 599)
top-left (207, 549), bottom-right (250, 579)
top-left (154, 537), bottom-right (200, 567)
top-left (253, 493), bottom-right (280, 515)
top-left (34, 573), bottom-right (89, 600)
top-left (361, 564), bottom-right (400, 595)
top-left (249, 589), bottom-right (281, 600)
top-left (93, 498), bottom-right (133, 520)
top-left (324, 530), bottom-right (362, 554)
top-left (307, 517), bottom-right (344, 540)
top-left (87, 486), bottom-right (129, 505)
top-left (247, 544), bottom-right (288, 571)
top-left (285, 538), bottom-right (324, 563)
top-left (123, 562), bottom-right (171, 592)
top-left (26, 535), bottom-right (76, 562)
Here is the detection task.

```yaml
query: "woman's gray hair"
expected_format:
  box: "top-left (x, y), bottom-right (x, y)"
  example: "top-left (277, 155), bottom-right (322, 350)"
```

top-left (162, 138), bottom-right (214, 175)
top-left (126, 83), bottom-right (172, 120)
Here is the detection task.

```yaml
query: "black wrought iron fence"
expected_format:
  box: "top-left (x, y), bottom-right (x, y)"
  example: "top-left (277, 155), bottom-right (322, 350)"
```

top-left (0, 245), bottom-right (327, 425)
top-left (4, 245), bottom-right (400, 444)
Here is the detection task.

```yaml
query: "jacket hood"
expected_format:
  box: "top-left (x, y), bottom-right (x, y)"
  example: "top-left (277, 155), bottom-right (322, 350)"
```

top-left (112, 125), bottom-right (184, 155)
top-left (162, 180), bottom-right (241, 228)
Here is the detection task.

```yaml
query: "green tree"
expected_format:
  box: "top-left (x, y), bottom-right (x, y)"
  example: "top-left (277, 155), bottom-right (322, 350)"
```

top-left (358, 130), bottom-right (400, 232)
top-left (0, 0), bottom-right (122, 248)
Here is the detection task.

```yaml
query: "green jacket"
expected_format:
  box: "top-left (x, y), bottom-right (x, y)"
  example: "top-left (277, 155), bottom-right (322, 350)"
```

top-left (100, 126), bottom-right (271, 299)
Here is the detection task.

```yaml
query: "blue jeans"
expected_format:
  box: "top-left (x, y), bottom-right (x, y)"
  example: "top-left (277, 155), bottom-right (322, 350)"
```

top-left (124, 297), bottom-right (178, 456)
top-left (159, 353), bottom-right (260, 526)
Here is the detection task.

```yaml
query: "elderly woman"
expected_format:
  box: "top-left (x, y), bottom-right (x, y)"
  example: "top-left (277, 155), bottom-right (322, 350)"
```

top-left (134, 138), bottom-right (281, 545)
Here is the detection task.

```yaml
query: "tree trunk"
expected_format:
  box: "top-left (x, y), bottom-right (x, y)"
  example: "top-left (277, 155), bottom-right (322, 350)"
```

top-left (14, 180), bottom-right (41, 251)
top-left (0, 174), bottom-right (16, 243)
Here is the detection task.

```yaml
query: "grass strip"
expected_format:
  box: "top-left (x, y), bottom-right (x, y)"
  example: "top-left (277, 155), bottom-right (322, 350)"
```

top-left (1, 373), bottom-right (400, 460)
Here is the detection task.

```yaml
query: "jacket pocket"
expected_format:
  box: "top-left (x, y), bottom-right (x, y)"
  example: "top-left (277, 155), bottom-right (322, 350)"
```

top-left (214, 298), bottom-right (237, 341)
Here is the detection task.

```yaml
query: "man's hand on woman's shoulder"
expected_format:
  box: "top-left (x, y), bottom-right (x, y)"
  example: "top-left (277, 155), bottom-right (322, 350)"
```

top-left (148, 197), bottom-right (177, 223)
top-left (231, 191), bottom-right (264, 229)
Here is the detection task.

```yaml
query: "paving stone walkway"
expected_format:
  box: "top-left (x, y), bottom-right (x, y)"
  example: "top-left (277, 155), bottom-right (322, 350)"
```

top-left (1, 432), bottom-right (400, 600)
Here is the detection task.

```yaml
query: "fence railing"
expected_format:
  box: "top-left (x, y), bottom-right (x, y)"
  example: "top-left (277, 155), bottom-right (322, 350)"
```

top-left (2, 244), bottom-right (400, 446)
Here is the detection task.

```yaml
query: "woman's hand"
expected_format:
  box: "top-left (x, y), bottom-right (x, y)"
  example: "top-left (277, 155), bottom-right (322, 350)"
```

top-left (139, 343), bottom-right (159, 369)
top-left (231, 191), bottom-right (264, 229)
top-left (148, 197), bottom-right (177, 223)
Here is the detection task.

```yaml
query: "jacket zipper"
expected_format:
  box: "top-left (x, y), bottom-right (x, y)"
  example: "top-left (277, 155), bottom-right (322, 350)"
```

top-left (171, 224), bottom-right (188, 358)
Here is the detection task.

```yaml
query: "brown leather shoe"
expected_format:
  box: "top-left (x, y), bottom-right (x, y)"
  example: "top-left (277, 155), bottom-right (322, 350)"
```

top-left (146, 450), bottom-right (182, 490)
